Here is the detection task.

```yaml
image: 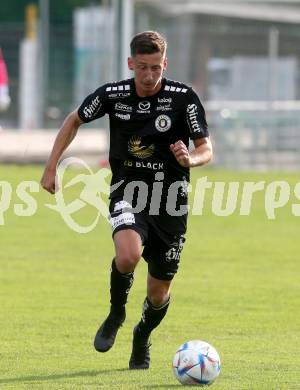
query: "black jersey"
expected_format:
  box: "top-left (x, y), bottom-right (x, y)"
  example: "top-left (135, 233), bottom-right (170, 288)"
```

top-left (78, 77), bottom-right (208, 199)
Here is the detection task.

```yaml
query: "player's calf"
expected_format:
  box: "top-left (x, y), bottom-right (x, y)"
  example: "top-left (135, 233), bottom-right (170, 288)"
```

top-left (129, 296), bottom-right (170, 369)
top-left (94, 258), bottom-right (134, 352)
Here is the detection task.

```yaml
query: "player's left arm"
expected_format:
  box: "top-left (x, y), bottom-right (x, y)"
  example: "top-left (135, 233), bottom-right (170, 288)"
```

top-left (170, 86), bottom-right (212, 168)
top-left (170, 137), bottom-right (213, 168)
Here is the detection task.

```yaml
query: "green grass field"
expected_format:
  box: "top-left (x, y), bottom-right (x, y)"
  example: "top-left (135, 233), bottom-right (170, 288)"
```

top-left (1, 165), bottom-right (300, 389)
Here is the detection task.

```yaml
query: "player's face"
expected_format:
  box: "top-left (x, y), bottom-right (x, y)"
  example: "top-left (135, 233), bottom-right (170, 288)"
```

top-left (128, 52), bottom-right (167, 97)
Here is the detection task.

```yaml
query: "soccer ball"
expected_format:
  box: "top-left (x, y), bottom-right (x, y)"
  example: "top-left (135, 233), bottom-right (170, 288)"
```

top-left (172, 340), bottom-right (221, 386)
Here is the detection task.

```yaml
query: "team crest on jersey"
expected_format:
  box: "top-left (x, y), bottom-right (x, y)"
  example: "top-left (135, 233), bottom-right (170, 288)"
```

top-left (128, 136), bottom-right (155, 159)
top-left (155, 115), bottom-right (171, 132)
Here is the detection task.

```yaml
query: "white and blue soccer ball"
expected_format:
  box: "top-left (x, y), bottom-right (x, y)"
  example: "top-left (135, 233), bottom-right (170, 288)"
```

top-left (172, 340), bottom-right (221, 386)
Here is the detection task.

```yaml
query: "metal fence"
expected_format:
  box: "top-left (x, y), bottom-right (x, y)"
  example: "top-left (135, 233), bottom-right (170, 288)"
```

top-left (208, 104), bottom-right (300, 170)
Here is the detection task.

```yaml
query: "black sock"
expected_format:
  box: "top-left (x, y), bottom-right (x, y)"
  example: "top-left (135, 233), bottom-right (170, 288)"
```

top-left (136, 296), bottom-right (171, 337)
top-left (110, 258), bottom-right (134, 317)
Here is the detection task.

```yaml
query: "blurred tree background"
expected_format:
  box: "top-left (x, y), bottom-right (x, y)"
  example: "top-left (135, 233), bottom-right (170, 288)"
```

top-left (0, 0), bottom-right (103, 127)
top-left (0, 0), bottom-right (99, 22)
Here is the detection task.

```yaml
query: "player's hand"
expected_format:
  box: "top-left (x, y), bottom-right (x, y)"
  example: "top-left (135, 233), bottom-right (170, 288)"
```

top-left (40, 168), bottom-right (58, 194)
top-left (170, 140), bottom-right (192, 168)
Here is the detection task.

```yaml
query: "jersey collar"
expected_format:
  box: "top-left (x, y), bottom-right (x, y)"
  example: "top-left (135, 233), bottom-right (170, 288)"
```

top-left (130, 77), bottom-right (166, 99)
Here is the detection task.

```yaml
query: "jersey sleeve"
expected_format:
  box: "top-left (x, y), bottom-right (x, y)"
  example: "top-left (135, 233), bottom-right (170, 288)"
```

top-left (77, 84), bottom-right (108, 123)
top-left (185, 88), bottom-right (209, 140)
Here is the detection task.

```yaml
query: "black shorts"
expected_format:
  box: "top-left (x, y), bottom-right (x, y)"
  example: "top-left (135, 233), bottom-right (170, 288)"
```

top-left (109, 197), bottom-right (187, 281)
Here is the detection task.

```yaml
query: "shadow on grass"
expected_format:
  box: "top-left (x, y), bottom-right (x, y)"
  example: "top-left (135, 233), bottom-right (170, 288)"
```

top-left (0, 368), bottom-right (128, 385)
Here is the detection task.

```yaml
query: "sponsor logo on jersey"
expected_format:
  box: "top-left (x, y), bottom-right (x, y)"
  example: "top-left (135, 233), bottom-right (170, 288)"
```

top-left (83, 96), bottom-right (102, 119)
top-left (108, 92), bottom-right (131, 99)
top-left (128, 136), bottom-right (155, 159)
top-left (155, 115), bottom-right (171, 132)
top-left (115, 102), bottom-right (132, 112)
top-left (138, 101), bottom-right (150, 110)
top-left (156, 105), bottom-right (172, 112)
top-left (115, 112), bottom-right (131, 120)
top-left (124, 160), bottom-right (164, 170)
top-left (187, 104), bottom-right (201, 133)
top-left (137, 101), bottom-right (151, 113)
top-left (157, 97), bottom-right (172, 103)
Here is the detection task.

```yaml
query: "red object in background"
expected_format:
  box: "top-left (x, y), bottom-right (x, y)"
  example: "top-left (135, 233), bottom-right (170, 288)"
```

top-left (0, 47), bottom-right (11, 112)
top-left (99, 159), bottom-right (110, 168)
top-left (0, 48), bottom-right (9, 86)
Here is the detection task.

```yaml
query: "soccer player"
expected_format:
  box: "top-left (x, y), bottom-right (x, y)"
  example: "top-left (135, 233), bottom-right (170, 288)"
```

top-left (41, 31), bottom-right (212, 369)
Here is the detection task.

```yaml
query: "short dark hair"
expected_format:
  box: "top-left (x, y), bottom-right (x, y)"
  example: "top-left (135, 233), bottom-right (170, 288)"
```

top-left (130, 31), bottom-right (167, 57)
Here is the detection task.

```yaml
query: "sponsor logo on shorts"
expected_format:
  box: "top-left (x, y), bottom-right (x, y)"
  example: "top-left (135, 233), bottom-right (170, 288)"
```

top-left (113, 200), bottom-right (132, 212)
top-left (155, 115), bottom-right (171, 132)
top-left (179, 176), bottom-right (189, 198)
top-left (165, 235), bottom-right (185, 262)
top-left (109, 212), bottom-right (135, 230)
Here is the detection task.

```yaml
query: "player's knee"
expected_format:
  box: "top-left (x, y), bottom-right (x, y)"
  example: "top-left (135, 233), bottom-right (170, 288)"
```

top-left (115, 251), bottom-right (140, 272)
top-left (148, 291), bottom-right (170, 307)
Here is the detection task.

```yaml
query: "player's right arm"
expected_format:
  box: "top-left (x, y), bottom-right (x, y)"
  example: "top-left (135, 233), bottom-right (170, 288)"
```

top-left (40, 110), bottom-right (83, 194)
top-left (41, 84), bottom-right (109, 194)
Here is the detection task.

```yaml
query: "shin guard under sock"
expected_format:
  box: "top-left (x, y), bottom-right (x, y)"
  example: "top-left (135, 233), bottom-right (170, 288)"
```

top-left (110, 258), bottom-right (134, 316)
top-left (136, 296), bottom-right (170, 337)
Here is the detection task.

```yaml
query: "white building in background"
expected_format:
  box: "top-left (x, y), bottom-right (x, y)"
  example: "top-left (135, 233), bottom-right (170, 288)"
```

top-left (19, 39), bottom-right (40, 129)
top-left (73, 0), bottom-right (134, 106)
top-left (73, 6), bottom-right (116, 105)
top-left (19, 4), bottom-right (41, 129)
top-left (208, 57), bottom-right (298, 101)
